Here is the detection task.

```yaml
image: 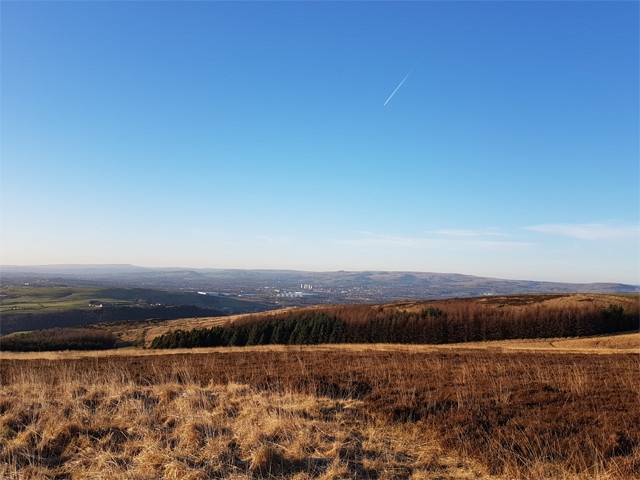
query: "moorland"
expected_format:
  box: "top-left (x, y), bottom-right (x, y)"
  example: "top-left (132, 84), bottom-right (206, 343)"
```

top-left (0, 286), bottom-right (638, 479)
top-left (1, 337), bottom-right (639, 479)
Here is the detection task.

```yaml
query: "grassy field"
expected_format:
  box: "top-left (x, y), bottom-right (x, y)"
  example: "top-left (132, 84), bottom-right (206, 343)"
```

top-left (1, 294), bottom-right (637, 478)
top-left (0, 285), bottom-right (267, 316)
top-left (1, 337), bottom-right (638, 479)
top-left (0, 286), bottom-right (275, 337)
top-left (0, 286), bottom-right (131, 314)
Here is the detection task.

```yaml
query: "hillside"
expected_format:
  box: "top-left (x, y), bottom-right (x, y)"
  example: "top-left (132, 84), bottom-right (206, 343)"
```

top-left (148, 293), bottom-right (639, 350)
top-left (0, 285), bottom-right (272, 335)
top-left (2, 293), bottom-right (637, 351)
top-left (2, 266), bottom-right (637, 305)
top-left (78, 293), bottom-right (640, 348)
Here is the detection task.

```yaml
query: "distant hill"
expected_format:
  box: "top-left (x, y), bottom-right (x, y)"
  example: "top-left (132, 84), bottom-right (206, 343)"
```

top-left (1, 265), bottom-right (637, 305)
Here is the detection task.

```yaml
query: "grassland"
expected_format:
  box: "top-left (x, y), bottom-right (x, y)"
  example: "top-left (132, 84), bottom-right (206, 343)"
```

top-left (0, 286), bottom-right (129, 314)
top-left (1, 337), bottom-right (638, 479)
top-left (0, 286), bottom-right (271, 337)
top-left (0, 286), bottom-right (265, 316)
top-left (1, 293), bottom-right (638, 478)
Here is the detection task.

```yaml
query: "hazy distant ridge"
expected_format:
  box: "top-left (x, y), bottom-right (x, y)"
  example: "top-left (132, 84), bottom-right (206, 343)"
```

top-left (1, 265), bottom-right (637, 302)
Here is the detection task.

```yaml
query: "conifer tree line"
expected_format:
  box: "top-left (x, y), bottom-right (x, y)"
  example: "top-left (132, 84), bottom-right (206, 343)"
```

top-left (150, 312), bottom-right (344, 349)
top-left (0, 329), bottom-right (117, 351)
top-left (150, 298), bottom-right (638, 349)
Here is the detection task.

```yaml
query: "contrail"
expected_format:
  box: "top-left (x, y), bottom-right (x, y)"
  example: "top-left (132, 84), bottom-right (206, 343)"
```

top-left (384, 66), bottom-right (416, 106)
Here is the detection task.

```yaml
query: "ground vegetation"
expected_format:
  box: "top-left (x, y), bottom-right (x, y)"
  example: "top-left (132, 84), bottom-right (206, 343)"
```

top-left (0, 344), bottom-right (638, 479)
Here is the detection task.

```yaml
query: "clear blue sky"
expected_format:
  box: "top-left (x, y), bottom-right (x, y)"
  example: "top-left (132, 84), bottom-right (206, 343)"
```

top-left (1, 1), bottom-right (638, 284)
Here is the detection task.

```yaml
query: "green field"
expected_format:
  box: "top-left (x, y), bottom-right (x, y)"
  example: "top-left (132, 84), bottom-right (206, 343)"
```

top-left (0, 286), bottom-right (132, 314)
top-left (0, 285), bottom-right (278, 338)
top-left (0, 286), bottom-right (178, 315)
top-left (0, 285), bottom-right (270, 316)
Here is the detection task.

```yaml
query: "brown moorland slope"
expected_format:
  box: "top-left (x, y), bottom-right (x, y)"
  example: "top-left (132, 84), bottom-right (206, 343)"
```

top-left (101, 293), bottom-right (638, 348)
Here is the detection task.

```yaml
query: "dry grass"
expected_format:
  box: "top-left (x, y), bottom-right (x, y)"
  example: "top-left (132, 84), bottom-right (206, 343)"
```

top-left (1, 356), bottom-right (492, 480)
top-left (427, 331), bottom-right (640, 354)
top-left (1, 343), bottom-right (639, 479)
top-left (1, 331), bottom-right (637, 362)
top-left (546, 331), bottom-right (640, 350)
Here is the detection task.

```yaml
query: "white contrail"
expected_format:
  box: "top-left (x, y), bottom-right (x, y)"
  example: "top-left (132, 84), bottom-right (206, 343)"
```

top-left (384, 67), bottom-right (416, 106)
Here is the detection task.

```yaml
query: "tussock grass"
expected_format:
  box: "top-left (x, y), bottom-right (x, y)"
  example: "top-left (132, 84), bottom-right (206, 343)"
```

top-left (1, 346), bottom-right (638, 479)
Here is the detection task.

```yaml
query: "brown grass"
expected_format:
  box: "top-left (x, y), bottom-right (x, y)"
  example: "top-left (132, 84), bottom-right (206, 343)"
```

top-left (1, 331), bottom-right (637, 362)
top-left (1, 342), bottom-right (638, 479)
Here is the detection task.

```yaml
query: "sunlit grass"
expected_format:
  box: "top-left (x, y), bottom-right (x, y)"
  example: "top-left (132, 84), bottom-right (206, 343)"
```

top-left (1, 343), bottom-right (638, 479)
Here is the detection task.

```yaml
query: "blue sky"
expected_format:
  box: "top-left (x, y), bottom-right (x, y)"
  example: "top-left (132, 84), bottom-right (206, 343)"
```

top-left (1, 1), bottom-right (638, 284)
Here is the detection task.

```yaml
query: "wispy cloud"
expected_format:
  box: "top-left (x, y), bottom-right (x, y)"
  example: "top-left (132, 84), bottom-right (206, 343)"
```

top-left (436, 228), bottom-right (506, 238)
top-left (335, 233), bottom-right (422, 248)
top-left (524, 222), bottom-right (640, 241)
top-left (257, 235), bottom-right (293, 246)
top-left (334, 231), bottom-right (533, 250)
